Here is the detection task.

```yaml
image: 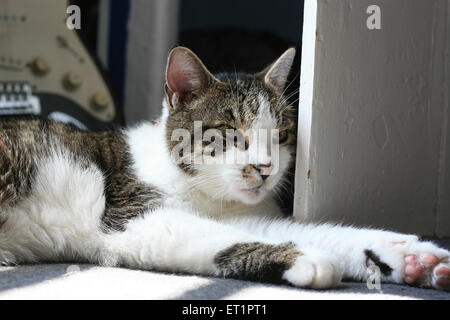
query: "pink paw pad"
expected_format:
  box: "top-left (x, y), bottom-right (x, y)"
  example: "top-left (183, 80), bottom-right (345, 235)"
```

top-left (421, 253), bottom-right (439, 265)
top-left (403, 253), bottom-right (450, 290)
top-left (435, 264), bottom-right (450, 276)
top-left (434, 264), bottom-right (450, 289)
top-left (404, 255), bottom-right (423, 284)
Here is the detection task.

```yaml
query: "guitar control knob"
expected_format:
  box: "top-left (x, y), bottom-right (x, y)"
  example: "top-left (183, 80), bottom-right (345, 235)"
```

top-left (90, 92), bottom-right (109, 112)
top-left (63, 72), bottom-right (82, 90)
top-left (31, 57), bottom-right (50, 76)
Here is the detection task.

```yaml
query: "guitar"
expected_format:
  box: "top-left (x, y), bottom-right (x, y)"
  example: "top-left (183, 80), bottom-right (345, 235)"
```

top-left (0, 0), bottom-right (122, 130)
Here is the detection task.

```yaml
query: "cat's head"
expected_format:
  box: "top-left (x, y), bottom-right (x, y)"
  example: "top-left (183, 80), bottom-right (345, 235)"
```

top-left (164, 47), bottom-right (296, 205)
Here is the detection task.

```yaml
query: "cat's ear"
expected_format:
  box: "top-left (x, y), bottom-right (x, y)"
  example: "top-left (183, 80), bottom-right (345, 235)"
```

top-left (260, 48), bottom-right (296, 95)
top-left (165, 47), bottom-right (218, 111)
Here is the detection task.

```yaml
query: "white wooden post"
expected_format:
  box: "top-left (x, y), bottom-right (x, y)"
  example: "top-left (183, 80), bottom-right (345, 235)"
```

top-left (294, 0), bottom-right (450, 236)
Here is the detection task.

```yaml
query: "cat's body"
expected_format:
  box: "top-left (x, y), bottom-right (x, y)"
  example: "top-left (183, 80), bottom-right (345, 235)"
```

top-left (0, 47), bottom-right (449, 291)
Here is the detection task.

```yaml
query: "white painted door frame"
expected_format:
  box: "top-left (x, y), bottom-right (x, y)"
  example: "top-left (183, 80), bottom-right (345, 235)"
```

top-left (294, 0), bottom-right (450, 237)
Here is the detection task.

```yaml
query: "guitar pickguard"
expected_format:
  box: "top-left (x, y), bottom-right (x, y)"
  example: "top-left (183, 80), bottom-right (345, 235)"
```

top-left (0, 0), bottom-right (120, 128)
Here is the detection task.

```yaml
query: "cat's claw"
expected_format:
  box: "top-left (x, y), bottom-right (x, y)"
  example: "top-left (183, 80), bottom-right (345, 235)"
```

top-left (403, 253), bottom-right (450, 291)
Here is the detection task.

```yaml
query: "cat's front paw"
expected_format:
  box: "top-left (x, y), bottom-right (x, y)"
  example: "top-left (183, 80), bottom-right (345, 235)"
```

top-left (369, 237), bottom-right (450, 291)
top-left (282, 249), bottom-right (342, 289)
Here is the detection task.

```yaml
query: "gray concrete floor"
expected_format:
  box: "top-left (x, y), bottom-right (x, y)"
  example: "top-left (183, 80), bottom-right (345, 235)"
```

top-left (0, 239), bottom-right (448, 300)
top-left (0, 263), bottom-right (449, 300)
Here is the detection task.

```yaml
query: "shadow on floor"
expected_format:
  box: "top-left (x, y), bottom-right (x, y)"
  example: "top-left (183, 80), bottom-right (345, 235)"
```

top-left (171, 276), bottom-right (450, 300)
top-left (323, 282), bottom-right (450, 300)
top-left (172, 277), bottom-right (260, 300)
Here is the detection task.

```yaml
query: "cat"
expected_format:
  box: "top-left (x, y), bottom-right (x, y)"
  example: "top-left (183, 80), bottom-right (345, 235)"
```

top-left (0, 46), bottom-right (449, 291)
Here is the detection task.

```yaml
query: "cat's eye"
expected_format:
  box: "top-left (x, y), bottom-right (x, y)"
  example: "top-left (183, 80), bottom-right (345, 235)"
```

top-left (278, 130), bottom-right (289, 144)
top-left (231, 130), bottom-right (249, 151)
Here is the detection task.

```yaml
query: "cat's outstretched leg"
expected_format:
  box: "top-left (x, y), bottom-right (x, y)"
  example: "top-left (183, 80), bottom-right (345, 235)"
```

top-left (103, 209), bottom-right (342, 289)
top-left (227, 218), bottom-right (450, 290)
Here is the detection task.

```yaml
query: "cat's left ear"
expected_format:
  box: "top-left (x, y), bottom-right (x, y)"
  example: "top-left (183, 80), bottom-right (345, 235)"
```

top-left (260, 48), bottom-right (296, 95)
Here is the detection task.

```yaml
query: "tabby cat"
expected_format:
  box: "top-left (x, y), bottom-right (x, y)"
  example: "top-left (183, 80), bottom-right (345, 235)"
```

top-left (0, 47), bottom-right (449, 290)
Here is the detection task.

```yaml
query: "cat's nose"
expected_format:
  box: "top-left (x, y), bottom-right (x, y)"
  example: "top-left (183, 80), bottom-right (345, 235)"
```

top-left (254, 163), bottom-right (272, 180)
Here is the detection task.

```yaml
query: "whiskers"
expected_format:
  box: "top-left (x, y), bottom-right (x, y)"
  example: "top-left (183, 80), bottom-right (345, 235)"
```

top-left (272, 172), bottom-right (294, 202)
top-left (187, 172), bottom-right (222, 190)
top-left (275, 71), bottom-right (300, 121)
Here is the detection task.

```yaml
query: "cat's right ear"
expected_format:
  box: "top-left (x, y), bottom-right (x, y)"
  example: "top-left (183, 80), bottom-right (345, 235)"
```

top-left (165, 47), bottom-right (217, 111)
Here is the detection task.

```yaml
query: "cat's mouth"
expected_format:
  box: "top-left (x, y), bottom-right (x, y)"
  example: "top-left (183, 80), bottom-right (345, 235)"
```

top-left (237, 183), bottom-right (268, 204)
top-left (240, 184), bottom-right (265, 195)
